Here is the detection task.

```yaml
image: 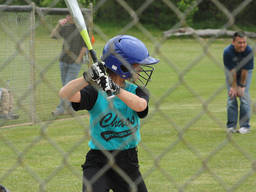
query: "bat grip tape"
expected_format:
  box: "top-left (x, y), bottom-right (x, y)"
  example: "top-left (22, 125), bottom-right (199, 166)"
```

top-left (89, 49), bottom-right (98, 63)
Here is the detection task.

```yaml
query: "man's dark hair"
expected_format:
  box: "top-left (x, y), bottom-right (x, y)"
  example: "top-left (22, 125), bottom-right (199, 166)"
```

top-left (233, 31), bottom-right (246, 40)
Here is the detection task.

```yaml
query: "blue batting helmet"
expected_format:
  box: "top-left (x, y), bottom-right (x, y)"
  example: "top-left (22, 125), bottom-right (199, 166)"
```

top-left (101, 35), bottom-right (159, 86)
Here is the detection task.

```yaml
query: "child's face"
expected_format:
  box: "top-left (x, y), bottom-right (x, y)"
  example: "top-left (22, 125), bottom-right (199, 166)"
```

top-left (133, 64), bottom-right (142, 72)
top-left (130, 63), bottom-right (154, 87)
top-left (132, 64), bottom-right (142, 79)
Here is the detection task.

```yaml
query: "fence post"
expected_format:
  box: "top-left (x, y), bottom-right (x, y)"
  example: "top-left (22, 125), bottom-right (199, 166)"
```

top-left (30, 2), bottom-right (36, 124)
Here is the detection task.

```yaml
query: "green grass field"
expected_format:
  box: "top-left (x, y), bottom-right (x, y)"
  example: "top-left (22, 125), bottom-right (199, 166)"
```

top-left (1, 15), bottom-right (256, 191)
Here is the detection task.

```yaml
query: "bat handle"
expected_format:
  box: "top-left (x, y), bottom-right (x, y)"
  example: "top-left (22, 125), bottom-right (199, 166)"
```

top-left (89, 49), bottom-right (98, 63)
top-left (88, 50), bottom-right (115, 99)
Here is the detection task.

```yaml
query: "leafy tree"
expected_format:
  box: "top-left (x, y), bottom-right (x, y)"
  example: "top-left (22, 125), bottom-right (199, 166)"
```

top-left (1, 0), bottom-right (255, 28)
top-left (194, 0), bottom-right (256, 28)
top-left (176, 0), bottom-right (198, 26)
top-left (94, 0), bottom-right (198, 30)
top-left (0, 0), bottom-right (95, 7)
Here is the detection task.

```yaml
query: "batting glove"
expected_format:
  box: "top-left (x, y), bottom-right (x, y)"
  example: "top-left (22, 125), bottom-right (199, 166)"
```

top-left (83, 61), bottom-right (106, 82)
top-left (97, 75), bottom-right (120, 96)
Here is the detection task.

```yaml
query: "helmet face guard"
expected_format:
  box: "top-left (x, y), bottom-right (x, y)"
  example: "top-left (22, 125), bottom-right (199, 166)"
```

top-left (134, 65), bottom-right (155, 87)
top-left (102, 35), bottom-right (159, 87)
top-left (123, 64), bottom-right (155, 87)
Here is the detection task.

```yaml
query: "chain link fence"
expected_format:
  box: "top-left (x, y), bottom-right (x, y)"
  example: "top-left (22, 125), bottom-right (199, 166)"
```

top-left (0, 0), bottom-right (256, 191)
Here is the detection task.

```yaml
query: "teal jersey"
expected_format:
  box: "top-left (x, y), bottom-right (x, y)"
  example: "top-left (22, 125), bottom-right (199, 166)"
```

top-left (89, 83), bottom-right (141, 150)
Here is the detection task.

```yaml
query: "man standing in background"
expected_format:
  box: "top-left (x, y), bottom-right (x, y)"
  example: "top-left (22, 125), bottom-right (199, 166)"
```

top-left (51, 14), bottom-right (87, 116)
top-left (223, 31), bottom-right (254, 134)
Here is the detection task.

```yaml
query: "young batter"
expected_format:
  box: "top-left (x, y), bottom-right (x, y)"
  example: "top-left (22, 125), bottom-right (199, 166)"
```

top-left (59, 35), bottom-right (159, 191)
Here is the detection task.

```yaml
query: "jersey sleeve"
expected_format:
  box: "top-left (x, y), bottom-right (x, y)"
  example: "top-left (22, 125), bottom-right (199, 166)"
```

top-left (223, 49), bottom-right (235, 70)
top-left (243, 46), bottom-right (254, 70)
top-left (72, 85), bottom-right (98, 111)
top-left (136, 86), bottom-right (149, 119)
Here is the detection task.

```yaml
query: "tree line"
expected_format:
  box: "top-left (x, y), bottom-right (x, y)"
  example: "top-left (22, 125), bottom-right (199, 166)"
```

top-left (1, 0), bottom-right (255, 30)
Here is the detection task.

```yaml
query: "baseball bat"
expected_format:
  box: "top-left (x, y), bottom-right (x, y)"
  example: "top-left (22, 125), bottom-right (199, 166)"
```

top-left (64, 0), bottom-right (114, 98)
top-left (64, 0), bottom-right (97, 63)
